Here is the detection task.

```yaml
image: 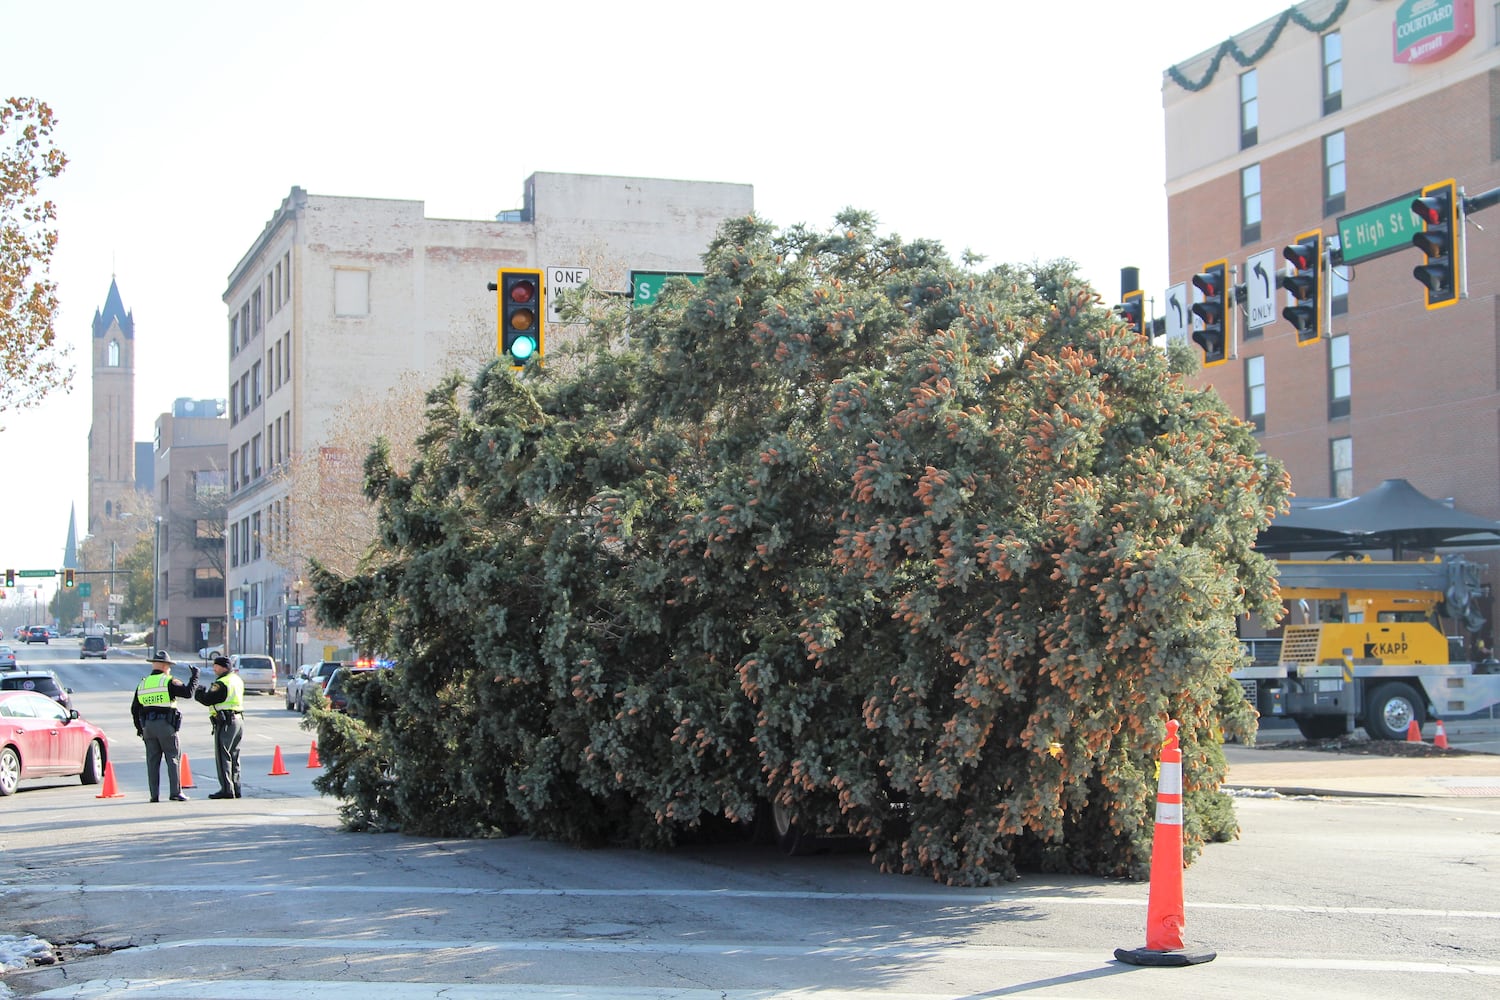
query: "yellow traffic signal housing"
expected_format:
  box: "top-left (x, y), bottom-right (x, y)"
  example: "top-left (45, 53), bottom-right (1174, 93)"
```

top-left (1116, 289), bottom-right (1145, 336)
top-left (1191, 259), bottom-right (1229, 368)
top-left (496, 268), bottom-right (545, 368)
top-left (1282, 230), bottom-right (1323, 346)
top-left (1411, 179), bottom-right (1460, 310)
top-left (64, 568), bottom-right (76, 588)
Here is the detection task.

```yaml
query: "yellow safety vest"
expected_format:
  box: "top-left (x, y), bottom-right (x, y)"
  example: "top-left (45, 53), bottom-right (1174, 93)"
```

top-left (136, 672), bottom-right (174, 708)
top-left (212, 672), bottom-right (244, 715)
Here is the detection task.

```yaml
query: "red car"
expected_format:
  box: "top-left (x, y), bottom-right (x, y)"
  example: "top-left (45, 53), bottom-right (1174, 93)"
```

top-left (0, 689), bottom-right (110, 796)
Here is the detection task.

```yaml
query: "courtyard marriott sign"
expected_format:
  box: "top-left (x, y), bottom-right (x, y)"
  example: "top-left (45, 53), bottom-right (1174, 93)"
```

top-left (1394, 0), bottom-right (1474, 64)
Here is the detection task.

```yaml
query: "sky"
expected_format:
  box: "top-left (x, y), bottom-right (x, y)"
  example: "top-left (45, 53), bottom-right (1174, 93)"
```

top-left (0, 0), bottom-right (1297, 604)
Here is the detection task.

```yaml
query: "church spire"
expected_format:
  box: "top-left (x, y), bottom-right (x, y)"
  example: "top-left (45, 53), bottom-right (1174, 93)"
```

top-left (92, 277), bottom-right (134, 339)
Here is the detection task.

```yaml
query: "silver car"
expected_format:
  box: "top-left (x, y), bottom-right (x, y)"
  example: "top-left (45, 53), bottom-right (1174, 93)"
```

top-left (229, 654), bottom-right (278, 695)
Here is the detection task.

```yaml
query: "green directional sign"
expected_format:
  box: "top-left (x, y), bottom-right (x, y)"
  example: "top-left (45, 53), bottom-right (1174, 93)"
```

top-left (18, 569), bottom-right (56, 578)
top-left (1337, 192), bottom-right (1422, 266)
top-left (79, 582), bottom-right (92, 597)
top-left (630, 270), bottom-right (704, 307)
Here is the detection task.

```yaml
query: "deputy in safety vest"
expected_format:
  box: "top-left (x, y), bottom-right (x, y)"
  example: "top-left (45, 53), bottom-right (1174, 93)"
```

top-left (195, 655), bottom-right (245, 799)
top-left (130, 649), bottom-right (200, 802)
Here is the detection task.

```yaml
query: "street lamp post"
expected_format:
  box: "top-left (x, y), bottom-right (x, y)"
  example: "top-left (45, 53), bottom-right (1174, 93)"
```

top-left (241, 578), bottom-right (250, 654)
top-left (151, 516), bottom-right (163, 653)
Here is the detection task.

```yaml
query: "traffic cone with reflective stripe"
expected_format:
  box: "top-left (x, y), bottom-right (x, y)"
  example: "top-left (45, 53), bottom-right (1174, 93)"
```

top-left (1406, 718), bottom-right (1422, 742)
top-left (1114, 720), bottom-right (1216, 967)
top-left (269, 745), bottom-right (289, 776)
top-left (1434, 719), bottom-right (1450, 750)
top-left (306, 740), bottom-right (322, 768)
top-left (95, 760), bottom-right (124, 799)
top-left (179, 752), bottom-right (196, 789)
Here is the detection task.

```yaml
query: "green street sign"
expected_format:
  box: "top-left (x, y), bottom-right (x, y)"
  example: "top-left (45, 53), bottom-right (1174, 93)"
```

top-left (1337, 192), bottom-right (1421, 266)
top-left (18, 569), bottom-right (56, 578)
top-left (79, 582), bottom-right (92, 597)
top-left (630, 270), bottom-right (704, 307)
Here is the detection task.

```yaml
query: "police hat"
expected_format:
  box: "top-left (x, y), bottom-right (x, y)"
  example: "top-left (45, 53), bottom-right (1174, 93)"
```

top-left (212, 655), bottom-right (232, 669)
top-left (147, 649), bottom-right (173, 665)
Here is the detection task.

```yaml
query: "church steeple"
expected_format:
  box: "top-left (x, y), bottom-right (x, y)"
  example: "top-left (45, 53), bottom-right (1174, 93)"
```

top-left (63, 503), bottom-right (78, 570)
top-left (93, 276), bottom-right (134, 339)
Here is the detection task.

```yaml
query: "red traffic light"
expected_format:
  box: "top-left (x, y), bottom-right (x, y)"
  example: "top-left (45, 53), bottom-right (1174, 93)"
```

top-left (1283, 241), bottom-right (1317, 271)
top-left (1412, 196), bottom-right (1444, 225)
top-left (508, 279), bottom-right (537, 305)
top-left (1191, 271), bottom-right (1221, 297)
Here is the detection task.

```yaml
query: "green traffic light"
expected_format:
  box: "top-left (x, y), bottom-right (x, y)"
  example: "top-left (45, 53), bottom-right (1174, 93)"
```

top-left (511, 336), bottom-right (537, 360)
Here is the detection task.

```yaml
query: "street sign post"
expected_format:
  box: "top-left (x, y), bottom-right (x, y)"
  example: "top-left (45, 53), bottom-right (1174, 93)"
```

top-left (1245, 249), bottom-right (1277, 330)
top-left (1337, 193), bottom-right (1422, 266)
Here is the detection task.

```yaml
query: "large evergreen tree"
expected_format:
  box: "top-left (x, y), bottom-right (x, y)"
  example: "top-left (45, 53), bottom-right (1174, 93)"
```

top-left (311, 212), bottom-right (1288, 884)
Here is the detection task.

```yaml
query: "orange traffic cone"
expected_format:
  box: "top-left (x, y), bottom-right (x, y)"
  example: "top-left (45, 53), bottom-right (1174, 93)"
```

top-left (1406, 719), bottom-right (1422, 742)
top-left (306, 740), bottom-right (322, 769)
top-left (1434, 719), bottom-right (1450, 750)
top-left (179, 753), bottom-right (196, 789)
top-left (95, 760), bottom-right (124, 799)
top-left (1114, 720), bottom-right (1216, 967)
top-left (269, 745), bottom-right (289, 776)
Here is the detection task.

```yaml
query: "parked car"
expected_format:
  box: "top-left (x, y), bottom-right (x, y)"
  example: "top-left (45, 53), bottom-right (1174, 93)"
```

top-left (80, 636), bottom-right (109, 659)
top-left (0, 689), bottom-right (110, 796)
top-left (0, 645), bottom-right (16, 670)
top-left (44, 625), bottom-right (58, 639)
top-left (21, 626), bottom-right (49, 645)
top-left (66, 626), bottom-right (85, 638)
top-left (229, 653), bottom-right (278, 695)
top-left (286, 661), bottom-right (342, 713)
top-left (0, 670), bottom-right (73, 711)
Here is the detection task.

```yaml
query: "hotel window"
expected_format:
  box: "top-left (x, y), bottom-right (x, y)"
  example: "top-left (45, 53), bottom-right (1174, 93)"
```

top-left (1331, 436), bottom-right (1353, 498)
top-left (1239, 70), bottom-right (1258, 149)
top-left (284, 251), bottom-right (292, 306)
top-left (1329, 333), bottom-right (1351, 420)
top-left (1241, 163), bottom-right (1262, 245)
top-left (1323, 131), bottom-right (1345, 216)
top-left (1322, 31), bottom-right (1342, 115)
top-left (230, 522), bottom-right (239, 568)
top-left (252, 512), bottom-right (262, 560)
top-left (273, 341), bottom-right (283, 390)
top-left (240, 304), bottom-right (250, 349)
top-left (252, 434), bottom-right (263, 480)
top-left (251, 289), bottom-right (262, 336)
top-left (1246, 355), bottom-right (1266, 433)
top-left (334, 268), bottom-right (370, 317)
top-left (229, 315), bottom-right (239, 358)
top-left (240, 516), bottom-right (251, 565)
top-left (252, 360), bottom-right (262, 407)
top-left (283, 332), bottom-right (292, 382)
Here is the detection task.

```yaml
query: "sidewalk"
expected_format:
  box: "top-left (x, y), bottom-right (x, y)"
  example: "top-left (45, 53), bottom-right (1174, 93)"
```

top-left (1225, 717), bottom-right (1500, 798)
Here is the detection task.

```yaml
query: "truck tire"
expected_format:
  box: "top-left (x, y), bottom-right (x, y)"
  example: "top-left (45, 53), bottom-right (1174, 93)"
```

top-left (1294, 716), bottom-right (1349, 741)
top-left (1364, 682), bottom-right (1425, 741)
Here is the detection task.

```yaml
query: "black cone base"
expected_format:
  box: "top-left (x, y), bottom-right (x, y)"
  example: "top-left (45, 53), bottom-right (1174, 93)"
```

top-left (1113, 946), bottom-right (1217, 967)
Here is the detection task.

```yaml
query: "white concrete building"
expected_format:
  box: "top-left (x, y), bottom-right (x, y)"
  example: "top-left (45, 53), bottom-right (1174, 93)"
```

top-left (223, 172), bottom-right (754, 668)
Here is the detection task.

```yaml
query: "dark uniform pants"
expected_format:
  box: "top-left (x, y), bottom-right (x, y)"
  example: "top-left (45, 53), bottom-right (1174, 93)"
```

top-left (213, 712), bottom-right (243, 796)
top-left (142, 716), bottom-right (182, 800)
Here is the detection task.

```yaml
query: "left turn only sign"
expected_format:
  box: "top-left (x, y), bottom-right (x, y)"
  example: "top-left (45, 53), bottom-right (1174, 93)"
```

top-left (546, 266), bottom-right (590, 323)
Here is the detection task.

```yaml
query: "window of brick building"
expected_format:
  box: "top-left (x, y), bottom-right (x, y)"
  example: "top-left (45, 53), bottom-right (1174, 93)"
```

top-left (1329, 333), bottom-right (1350, 420)
top-left (1331, 436), bottom-right (1353, 498)
top-left (1239, 69), bottom-right (1258, 149)
top-left (1241, 164), bottom-right (1262, 245)
top-left (1322, 31), bottom-right (1342, 115)
top-left (1246, 355), bottom-right (1266, 433)
top-left (1323, 131), bottom-right (1345, 216)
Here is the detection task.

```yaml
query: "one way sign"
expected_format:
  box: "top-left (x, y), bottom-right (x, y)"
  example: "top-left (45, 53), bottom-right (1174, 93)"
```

top-left (546, 266), bottom-right (590, 324)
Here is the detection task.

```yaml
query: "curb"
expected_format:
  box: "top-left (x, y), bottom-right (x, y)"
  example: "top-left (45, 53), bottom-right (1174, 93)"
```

top-left (1224, 783), bottom-right (1419, 799)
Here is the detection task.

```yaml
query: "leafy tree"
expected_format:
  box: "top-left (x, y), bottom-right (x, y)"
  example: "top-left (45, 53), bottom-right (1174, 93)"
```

top-left (0, 97), bottom-right (68, 425)
top-left (312, 212), bottom-right (1288, 884)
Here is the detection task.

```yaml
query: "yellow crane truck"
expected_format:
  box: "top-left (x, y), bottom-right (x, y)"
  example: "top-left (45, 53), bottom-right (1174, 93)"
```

top-left (1235, 557), bottom-right (1500, 740)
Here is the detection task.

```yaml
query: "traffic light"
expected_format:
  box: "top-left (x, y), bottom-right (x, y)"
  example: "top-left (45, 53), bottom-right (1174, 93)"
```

top-left (1411, 179), bottom-right (1460, 310)
top-left (3, 569), bottom-right (12, 587)
top-left (1282, 229), bottom-right (1323, 346)
top-left (496, 268), bottom-right (545, 368)
top-left (1116, 289), bottom-right (1144, 336)
top-left (64, 568), bottom-right (75, 588)
top-left (158, 618), bottom-right (168, 629)
top-left (1191, 259), bottom-right (1229, 368)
